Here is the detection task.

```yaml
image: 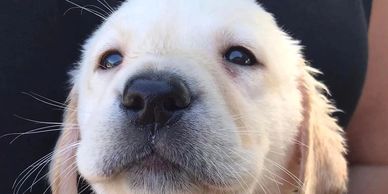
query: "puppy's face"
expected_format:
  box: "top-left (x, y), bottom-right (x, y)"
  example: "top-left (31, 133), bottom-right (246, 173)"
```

top-left (66, 0), bottom-right (310, 193)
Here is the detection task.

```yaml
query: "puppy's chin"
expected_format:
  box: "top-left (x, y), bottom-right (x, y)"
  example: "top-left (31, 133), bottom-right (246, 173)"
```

top-left (85, 163), bottom-right (194, 194)
top-left (83, 150), bottom-right (256, 194)
top-left (87, 158), bottom-right (231, 194)
top-left (124, 155), bottom-right (197, 192)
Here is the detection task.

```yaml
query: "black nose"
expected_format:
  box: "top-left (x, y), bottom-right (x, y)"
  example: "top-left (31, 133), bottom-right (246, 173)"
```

top-left (122, 74), bottom-right (191, 127)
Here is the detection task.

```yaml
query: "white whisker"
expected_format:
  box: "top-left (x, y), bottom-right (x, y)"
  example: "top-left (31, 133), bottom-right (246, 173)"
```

top-left (26, 92), bottom-right (68, 107)
top-left (13, 142), bottom-right (79, 194)
top-left (97, 0), bottom-right (114, 13)
top-left (84, 4), bottom-right (111, 16)
top-left (264, 158), bottom-right (303, 188)
top-left (8, 126), bottom-right (63, 144)
top-left (13, 115), bottom-right (67, 126)
top-left (21, 92), bottom-right (74, 111)
top-left (64, 0), bottom-right (107, 20)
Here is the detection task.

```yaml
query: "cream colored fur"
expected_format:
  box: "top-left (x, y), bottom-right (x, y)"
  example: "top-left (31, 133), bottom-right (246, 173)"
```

top-left (298, 67), bottom-right (348, 194)
top-left (49, 0), bottom-right (348, 193)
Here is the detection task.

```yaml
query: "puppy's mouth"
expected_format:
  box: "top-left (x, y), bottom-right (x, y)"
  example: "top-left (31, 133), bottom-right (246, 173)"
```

top-left (112, 139), bottom-right (187, 175)
top-left (118, 145), bottom-right (200, 191)
top-left (131, 148), bottom-right (181, 173)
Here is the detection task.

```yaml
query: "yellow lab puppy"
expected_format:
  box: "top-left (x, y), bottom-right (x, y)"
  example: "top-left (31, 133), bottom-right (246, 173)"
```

top-left (49, 0), bottom-right (348, 193)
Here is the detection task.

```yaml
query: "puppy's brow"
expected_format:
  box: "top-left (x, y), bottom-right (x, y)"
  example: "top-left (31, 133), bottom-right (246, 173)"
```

top-left (216, 29), bottom-right (256, 53)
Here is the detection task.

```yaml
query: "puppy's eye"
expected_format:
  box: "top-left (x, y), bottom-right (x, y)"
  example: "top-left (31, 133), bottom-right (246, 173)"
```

top-left (224, 46), bottom-right (257, 66)
top-left (99, 51), bottom-right (123, 70)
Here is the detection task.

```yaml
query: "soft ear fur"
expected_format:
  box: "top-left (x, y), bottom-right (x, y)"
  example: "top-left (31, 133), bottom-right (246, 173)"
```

top-left (298, 64), bottom-right (348, 194)
top-left (49, 88), bottom-right (79, 194)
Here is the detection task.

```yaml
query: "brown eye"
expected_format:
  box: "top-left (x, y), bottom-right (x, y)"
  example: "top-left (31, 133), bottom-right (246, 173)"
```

top-left (224, 46), bottom-right (257, 66)
top-left (99, 51), bottom-right (123, 70)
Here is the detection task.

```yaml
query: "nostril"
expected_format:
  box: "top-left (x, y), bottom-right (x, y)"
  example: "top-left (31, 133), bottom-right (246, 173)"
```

top-left (165, 79), bottom-right (191, 111)
top-left (163, 94), bottom-right (191, 111)
top-left (122, 93), bottom-right (145, 111)
top-left (163, 97), bottom-right (186, 111)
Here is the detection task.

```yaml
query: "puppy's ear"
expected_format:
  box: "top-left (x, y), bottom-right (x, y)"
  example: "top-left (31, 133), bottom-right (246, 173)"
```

top-left (49, 88), bottom-right (79, 194)
top-left (298, 65), bottom-right (348, 194)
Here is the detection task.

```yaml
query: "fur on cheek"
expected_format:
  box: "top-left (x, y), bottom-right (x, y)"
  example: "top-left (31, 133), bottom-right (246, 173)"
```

top-left (49, 88), bottom-right (80, 194)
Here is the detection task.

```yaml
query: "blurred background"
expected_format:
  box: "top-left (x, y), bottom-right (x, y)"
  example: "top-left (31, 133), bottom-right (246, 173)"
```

top-left (1, 0), bottom-right (385, 193)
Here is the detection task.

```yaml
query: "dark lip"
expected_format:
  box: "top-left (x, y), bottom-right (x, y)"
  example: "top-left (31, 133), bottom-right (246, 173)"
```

top-left (126, 143), bottom-right (182, 171)
top-left (136, 153), bottom-right (181, 172)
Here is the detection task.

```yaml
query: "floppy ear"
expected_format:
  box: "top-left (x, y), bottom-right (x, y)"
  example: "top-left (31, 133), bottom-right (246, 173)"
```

top-left (49, 88), bottom-right (79, 194)
top-left (298, 65), bottom-right (348, 194)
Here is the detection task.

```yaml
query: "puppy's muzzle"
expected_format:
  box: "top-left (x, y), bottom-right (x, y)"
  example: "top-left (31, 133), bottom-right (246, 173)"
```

top-left (122, 73), bottom-right (192, 132)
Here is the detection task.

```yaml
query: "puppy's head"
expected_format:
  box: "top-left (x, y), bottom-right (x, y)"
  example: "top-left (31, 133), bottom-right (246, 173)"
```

top-left (50, 0), bottom-right (347, 193)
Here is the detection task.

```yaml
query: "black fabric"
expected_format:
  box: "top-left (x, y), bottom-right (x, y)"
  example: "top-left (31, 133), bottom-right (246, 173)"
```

top-left (363, 0), bottom-right (373, 22)
top-left (0, 0), bottom-right (370, 193)
top-left (259, 0), bottom-right (369, 127)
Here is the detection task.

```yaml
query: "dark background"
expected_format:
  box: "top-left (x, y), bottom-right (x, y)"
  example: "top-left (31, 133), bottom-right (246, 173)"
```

top-left (0, 0), bottom-right (371, 193)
